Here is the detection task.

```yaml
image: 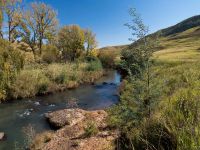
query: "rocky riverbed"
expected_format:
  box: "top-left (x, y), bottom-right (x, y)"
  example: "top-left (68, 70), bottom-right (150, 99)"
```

top-left (30, 108), bottom-right (118, 150)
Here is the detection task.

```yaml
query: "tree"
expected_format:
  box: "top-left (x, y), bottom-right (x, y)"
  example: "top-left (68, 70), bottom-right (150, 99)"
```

top-left (19, 7), bottom-right (39, 58)
top-left (57, 25), bottom-right (85, 61)
top-left (31, 2), bottom-right (58, 55)
top-left (122, 8), bottom-right (159, 117)
top-left (0, 1), bottom-right (3, 39)
top-left (109, 8), bottom-right (160, 150)
top-left (3, 0), bottom-right (22, 42)
top-left (84, 29), bottom-right (97, 55)
top-left (19, 2), bottom-right (58, 57)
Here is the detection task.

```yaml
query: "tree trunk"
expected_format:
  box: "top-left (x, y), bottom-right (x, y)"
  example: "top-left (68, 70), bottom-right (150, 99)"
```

top-left (8, 22), bottom-right (11, 42)
top-left (39, 38), bottom-right (42, 55)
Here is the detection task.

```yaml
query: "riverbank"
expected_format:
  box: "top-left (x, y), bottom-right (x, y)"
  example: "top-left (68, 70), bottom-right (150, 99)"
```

top-left (30, 108), bottom-right (118, 150)
top-left (0, 70), bottom-right (120, 150)
top-left (1, 60), bottom-right (103, 102)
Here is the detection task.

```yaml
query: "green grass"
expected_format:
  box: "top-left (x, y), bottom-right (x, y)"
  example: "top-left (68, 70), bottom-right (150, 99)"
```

top-left (108, 26), bottom-right (200, 149)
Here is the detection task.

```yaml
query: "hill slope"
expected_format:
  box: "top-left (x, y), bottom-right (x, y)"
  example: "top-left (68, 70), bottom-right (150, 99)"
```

top-left (99, 45), bottom-right (128, 55)
top-left (154, 26), bottom-right (200, 62)
top-left (100, 15), bottom-right (200, 62)
top-left (160, 15), bottom-right (200, 36)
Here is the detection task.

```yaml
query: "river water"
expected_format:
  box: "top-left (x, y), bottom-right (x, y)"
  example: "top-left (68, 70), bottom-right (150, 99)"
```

top-left (0, 70), bottom-right (121, 150)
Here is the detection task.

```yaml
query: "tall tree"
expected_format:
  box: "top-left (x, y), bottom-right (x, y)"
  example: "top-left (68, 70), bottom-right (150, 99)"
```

top-left (19, 2), bottom-right (58, 57)
top-left (19, 10), bottom-right (38, 57)
top-left (57, 25), bottom-right (85, 61)
top-left (0, 0), bottom-right (4, 39)
top-left (3, 0), bottom-right (22, 42)
top-left (31, 2), bottom-right (58, 55)
top-left (84, 29), bottom-right (97, 55)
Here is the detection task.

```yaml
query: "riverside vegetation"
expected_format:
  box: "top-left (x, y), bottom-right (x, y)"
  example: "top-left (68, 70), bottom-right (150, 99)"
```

top-left (108, 9), bottom-right (200, 150)
top-left (0, 0), bottom-right (105, 102)
top-left (1, 1), bottom-right (200, 150)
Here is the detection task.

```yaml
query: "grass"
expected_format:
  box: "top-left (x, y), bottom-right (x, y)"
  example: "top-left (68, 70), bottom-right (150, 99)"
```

top-left (108, 26), bottom-right (200, 149)
top-left (154, 26), bottom-right (200, 62)
top-left (4, 60), bottom-right (103, 100)
top-left (83, 122), bottom-right (99, 138)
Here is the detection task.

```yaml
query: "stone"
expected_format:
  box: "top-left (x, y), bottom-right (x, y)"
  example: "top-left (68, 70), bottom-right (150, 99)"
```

top-left (0, 132), bottom-right (5, 141)
top-left (45, 109), bottom-right (85, 129)
top-left (32, 109), bottom-right (118, 150)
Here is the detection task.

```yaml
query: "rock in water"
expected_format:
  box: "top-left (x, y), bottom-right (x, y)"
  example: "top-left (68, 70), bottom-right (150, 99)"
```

top-left (32, 109), bottom-right (118, 150)
top-left (0, 132), bottom-right (5, 141)
top-left (45, 109), bottom-right (85, 129)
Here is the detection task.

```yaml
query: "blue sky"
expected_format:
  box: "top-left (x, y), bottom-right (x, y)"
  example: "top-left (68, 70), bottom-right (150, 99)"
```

top-left (27, 0), bottom-right (200, 47)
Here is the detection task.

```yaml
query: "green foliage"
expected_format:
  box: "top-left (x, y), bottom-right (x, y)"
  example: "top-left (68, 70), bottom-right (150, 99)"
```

top-left (109, 60), bottom-right (200, 150)
top-left (119, 8), bottom-right (159, 77)
top-left (57, 25), bottom-right (85, 61)
top-left (84, 122), bottom-right (99, 138)
top-left (108, 9), bottom-right (200, 149)
top-left (120, 47), bottom-right (147, 76)
top-left (85, 57), bottom-right (102, 71)
top-left (164, 89), bottom-right (200, 150)
top-left (84, 29), bottom-right (98, 55)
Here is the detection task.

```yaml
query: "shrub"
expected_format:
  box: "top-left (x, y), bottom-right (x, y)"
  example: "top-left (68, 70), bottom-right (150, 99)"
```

top-left (0, 39), bottom-right (25, 101)
top-left (45, 64), bottom-right (64, 80)
top-left (85, 58), bottom-right (102, 71)
top-left (42, 45), bottom-right (60, 64)
top-left (10, 69), bottom-right (50, 98)
top-left (98, 51), bottom-right (116, 68)
top-left (55, 72), bottom-right (68, 84)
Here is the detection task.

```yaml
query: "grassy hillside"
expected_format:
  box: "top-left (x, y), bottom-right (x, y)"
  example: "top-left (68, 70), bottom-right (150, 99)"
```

top-left (154, 26), bottom-right (200, 62)
top-left (99, 45), bottom-right (128, 55)
top-left (108, 16), bottom-right (200, 149)
top-left (101, 15), bottom-right (200, 61)
top-left (160, 15), bottom-right (200, 36)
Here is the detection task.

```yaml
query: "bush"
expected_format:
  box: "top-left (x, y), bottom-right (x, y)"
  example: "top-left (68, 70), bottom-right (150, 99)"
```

top-left (98, 51), bottom-right (116, 68)
top-left (10, 69), bottom-right (50, 98)
top-left (85, 58), bottom-right (102, 71)
top-left (45, 64), bottom-right (64, 80)
top-left (55, 72), bottom-right (68, 84)
top-left (42, 45), bottom-right (60, 64)
top-left (0, 39), bottom-right (25, 101)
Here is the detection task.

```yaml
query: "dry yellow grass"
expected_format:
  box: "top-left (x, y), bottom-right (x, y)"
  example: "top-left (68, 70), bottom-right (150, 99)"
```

top-left (153, 27), bottom-right (200, 62)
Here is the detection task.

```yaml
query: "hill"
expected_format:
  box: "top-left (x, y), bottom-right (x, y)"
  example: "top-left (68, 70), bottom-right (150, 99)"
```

top-left (99, 45), bottom-right (128, 55)
top-left (100, 15), bottom-right (200, 62)
top-left (159, 15), bottom-right (200, 36)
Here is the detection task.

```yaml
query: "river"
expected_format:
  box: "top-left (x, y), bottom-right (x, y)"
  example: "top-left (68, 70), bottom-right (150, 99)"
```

top-left (0, 70), bottom-right (121, 150)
